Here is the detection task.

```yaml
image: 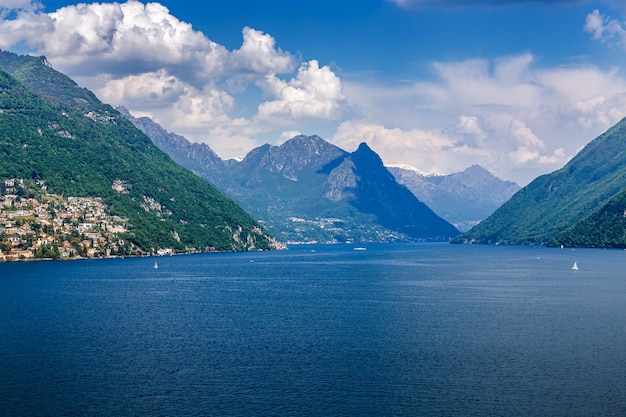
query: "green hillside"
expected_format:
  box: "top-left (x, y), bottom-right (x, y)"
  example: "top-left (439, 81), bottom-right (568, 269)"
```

top-left (0, 50), bottom-right (276, 254)
top-left (549, 189), bottom-right (626, 248)
top-left (455, 117), bottom-right (626, 245)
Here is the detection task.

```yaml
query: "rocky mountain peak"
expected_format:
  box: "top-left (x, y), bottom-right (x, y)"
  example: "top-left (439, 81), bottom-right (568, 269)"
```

top-left (435, 164), bottom-right (519, 205)
top-left (252, 135), bottom-right (347, 181)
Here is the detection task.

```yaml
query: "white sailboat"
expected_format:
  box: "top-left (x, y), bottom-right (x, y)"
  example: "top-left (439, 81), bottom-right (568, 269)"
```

top-left (571, 261), bottom-right (578, 270)
top-left (153, 261), bottom-right (158, 269)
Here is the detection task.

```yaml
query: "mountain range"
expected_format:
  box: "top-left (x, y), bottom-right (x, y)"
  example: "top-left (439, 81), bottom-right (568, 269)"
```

top-left (120, 109), bottom-right (467, 243)
top-left (4, 49), bottom-right (626, 250)
top-left (131, 100), bottom-right (626, 249)
top-left (122, 107), bottom-right (522, 243)
top-left (0, 50), bottom-right (278, 255)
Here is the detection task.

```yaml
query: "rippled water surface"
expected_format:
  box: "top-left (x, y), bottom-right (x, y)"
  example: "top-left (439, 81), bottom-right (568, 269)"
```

top-left (1, 243), bottom-right (626, 416)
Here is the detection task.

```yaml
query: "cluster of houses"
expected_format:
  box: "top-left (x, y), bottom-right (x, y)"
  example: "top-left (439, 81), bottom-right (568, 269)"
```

top-left (285, 216), bottom-right (406, 244)
top-left (0, 178), bottom-right (132, 261)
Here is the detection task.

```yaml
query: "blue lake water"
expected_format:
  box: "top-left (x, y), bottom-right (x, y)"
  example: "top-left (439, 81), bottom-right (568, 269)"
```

top-left (1, 243), bottom-right (626, 416)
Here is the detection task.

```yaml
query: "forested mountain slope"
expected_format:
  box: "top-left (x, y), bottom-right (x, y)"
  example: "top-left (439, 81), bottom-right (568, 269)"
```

top-left (456, 117), bottom-right (626, 245)
top-left (0, 50), bottom-right (277, 253)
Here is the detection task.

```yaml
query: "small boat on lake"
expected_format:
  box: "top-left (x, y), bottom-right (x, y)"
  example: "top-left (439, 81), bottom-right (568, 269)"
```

top-left (571, 262), bottom-right (578, 271)
top-left (153, 261), bottom-right (158, 269)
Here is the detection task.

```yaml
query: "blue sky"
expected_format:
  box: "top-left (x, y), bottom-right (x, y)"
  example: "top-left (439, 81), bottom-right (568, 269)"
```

top-left (2, 0), bottom-right (626, 184)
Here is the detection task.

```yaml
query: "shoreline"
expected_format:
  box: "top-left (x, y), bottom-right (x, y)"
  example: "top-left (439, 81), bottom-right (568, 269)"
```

top-left (0, 246), bottom-right (283, 263)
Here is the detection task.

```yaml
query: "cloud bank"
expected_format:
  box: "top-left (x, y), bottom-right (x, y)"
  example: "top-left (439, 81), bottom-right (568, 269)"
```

top-left (335, 53), bottom-right (626, 184)
top-left (0, 0), bottom-right (344, 156)
top-left (0, 0), bottom-right (625, 185)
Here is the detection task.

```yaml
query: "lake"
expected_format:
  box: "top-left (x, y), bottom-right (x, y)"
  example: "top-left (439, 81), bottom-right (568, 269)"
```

top-left (1, 243), bottom-right (625, 416)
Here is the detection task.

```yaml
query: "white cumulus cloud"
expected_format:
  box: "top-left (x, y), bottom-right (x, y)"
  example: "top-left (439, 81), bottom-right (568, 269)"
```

top-left (340, 53), bottom-right (626, 184)
top-left (25, 1), bottom-right (228, 83)
top-left (584, 9), bottom-right (626, 49)
top-left (0, 0), bottom-right (346, 160)
top-left (231, 27), bottom-right (297, 75)
top-left (0, 0), bottom-right (40, 13)
top-left (256, 60), bottom-right (345, 122)
top-left (332, 121), bottom-right (476, 176)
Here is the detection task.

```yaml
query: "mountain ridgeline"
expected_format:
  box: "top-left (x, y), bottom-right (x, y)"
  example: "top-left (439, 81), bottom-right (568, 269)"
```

top-left (121, 109), bottom-right (460, 243)
top-left (120, 72), bottom-right (626, 248)
top-left (8, 48), bottom-right (626, 251)
top-left (327, 141), bottom-right (460, 240)
top-left (0, 50), bottom-right (278, 254)
top-left (456, 116), bottom-right (626, 247)
top-left (213, 135), bottom-right (459, 243)
top-left (388, 165), bottom-right (520, 231)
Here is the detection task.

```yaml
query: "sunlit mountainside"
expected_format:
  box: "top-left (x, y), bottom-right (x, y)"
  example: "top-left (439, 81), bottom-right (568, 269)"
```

top-left (456, 117), bottom-right (626, 247)
top-left (0, 50), bottom-right (278, 258)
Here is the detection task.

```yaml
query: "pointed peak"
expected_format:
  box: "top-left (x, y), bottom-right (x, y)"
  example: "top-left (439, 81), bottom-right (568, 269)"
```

top-left (462, 164), bottom-right (493, 177)
top-left (467, 163), bottom-right (484, 170)
top-left (351, 142), bottom-right (382, 161)
top-left (356, 142), bottom-right (372, 152)
top-left (349, 142), bottom-right (385, 169)
top-left (462, 164), bottom-right (490, 175)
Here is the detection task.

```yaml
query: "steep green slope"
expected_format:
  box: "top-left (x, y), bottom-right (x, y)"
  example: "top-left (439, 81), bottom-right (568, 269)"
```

top-left (0, 51), bottom-right (276, 252)
top-left (456, 117), bottom-right (626, 245)
top-left (549, 189), bottom-right (626, 248)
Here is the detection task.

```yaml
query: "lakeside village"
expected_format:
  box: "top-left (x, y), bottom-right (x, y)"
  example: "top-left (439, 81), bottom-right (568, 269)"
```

top-left (0, 178), bottom-right (152, 261)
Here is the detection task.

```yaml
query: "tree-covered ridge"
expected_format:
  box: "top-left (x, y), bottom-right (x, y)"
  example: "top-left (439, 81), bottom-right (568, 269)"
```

top-left (455, 117), bottom-right (626, 245)
top-left (0, 50), bottom-right (278, 255)
top-left (0, 52), bottom-right (99, 109)
top-left (548, 188), bottom-right (626, 248)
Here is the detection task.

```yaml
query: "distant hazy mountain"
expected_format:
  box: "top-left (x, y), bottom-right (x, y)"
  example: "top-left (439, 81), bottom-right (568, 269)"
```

top-left (388, 164), bottom-right (520, 231)
top-left (0, 50), bottom-right (278, 253)
top-left (122, 111), bottom-right (459, 243)
top-left (456, 117), bottom-right (626, 246)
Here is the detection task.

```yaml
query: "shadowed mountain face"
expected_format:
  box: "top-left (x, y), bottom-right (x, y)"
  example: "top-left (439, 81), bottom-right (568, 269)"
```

top-left (122, 110), bottom-right (459, 243)
top-left (456, 117), bottom-right (626, 246)
top-left (0, 50), bottom-right (278, 253)
top-left (227, 138), bottom-right (459, 242)
top-left (342, 143), bottom-right (460, 239)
